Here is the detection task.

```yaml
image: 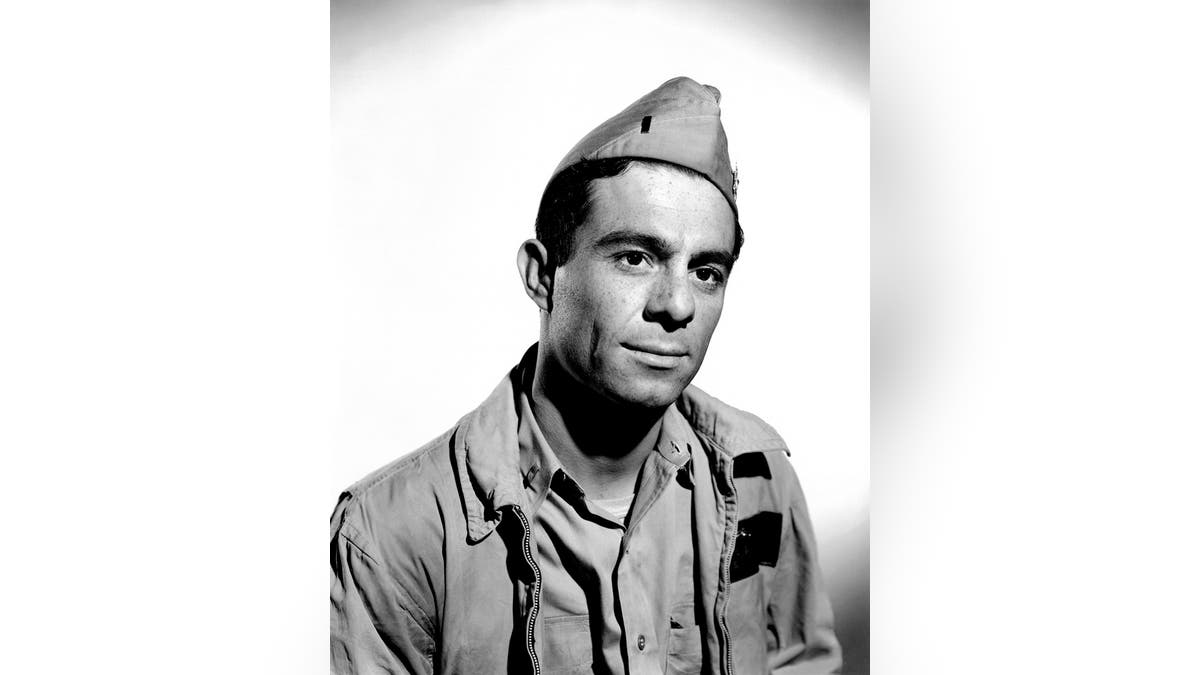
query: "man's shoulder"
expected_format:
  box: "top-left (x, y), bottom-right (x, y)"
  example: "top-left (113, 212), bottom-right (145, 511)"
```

top-left (331, 362), bottom-right (526, 553)
top-left (677, 387), bottom-right (815, 516)
top-left (676, 385), bottom-right (790, 458)
top-left (342, 425), bottom-right (459, 501)
top-left (330, 420), bottom-right (465, 554)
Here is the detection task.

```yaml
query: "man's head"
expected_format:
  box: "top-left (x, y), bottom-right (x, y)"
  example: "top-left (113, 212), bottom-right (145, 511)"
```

top-left (517, 77), bottom-right (742, 410)
top-left (519, 160), bottom-right (736, 409)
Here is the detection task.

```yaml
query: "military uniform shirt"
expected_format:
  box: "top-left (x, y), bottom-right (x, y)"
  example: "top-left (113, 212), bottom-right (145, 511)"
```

top-left (516, 386), bottom-right (701, 675)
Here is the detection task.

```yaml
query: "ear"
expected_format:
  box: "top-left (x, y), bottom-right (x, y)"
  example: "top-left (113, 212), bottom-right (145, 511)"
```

top-left (516, 239), bottom-right (554, 312)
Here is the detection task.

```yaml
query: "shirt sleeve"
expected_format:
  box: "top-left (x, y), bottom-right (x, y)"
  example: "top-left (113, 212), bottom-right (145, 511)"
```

top-left (330, 493), bottom-right (437, 675)
top-left (765, 457), bottom-right (843, 675)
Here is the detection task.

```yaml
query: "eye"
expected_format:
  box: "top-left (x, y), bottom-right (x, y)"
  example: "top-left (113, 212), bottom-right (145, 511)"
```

top-left (693, 267), bottom-right (725, 286)
top-left (617, 251), bottom-right (650, 267)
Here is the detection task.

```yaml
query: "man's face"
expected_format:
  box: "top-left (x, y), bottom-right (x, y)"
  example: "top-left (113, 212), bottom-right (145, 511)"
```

top-left (544, 163), bottom-right (737, 409)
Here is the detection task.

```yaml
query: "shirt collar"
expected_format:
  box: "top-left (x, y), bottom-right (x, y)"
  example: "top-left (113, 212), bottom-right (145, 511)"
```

top-left (516, 374), bottom-right (563, 513)
top-left (655, 403), bottom-right (695, 469)
top-left (515, 359), bottom-right (695, 514)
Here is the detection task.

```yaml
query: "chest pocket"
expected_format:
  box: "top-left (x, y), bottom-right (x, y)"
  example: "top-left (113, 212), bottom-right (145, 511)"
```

top-left (541, 614), bottom-right (593, 675)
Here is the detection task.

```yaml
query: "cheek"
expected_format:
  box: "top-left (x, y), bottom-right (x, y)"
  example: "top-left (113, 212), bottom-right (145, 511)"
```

top-left (558, 273), bottom-right (645, 333)
top-left (693, 297), bottom-right (726, 343)
top-left (705, 298), bottom-right (725, 330)
top-left (594, 287), bottom-right (642, 327)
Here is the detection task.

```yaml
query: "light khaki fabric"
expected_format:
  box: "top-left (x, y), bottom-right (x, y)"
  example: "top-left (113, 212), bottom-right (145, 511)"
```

top-left (547, 76), bottom-right (739, 216)
top-left (330, 346), bottom-right (841, 674)
top-left (517, 376), bottom-right (697, 674)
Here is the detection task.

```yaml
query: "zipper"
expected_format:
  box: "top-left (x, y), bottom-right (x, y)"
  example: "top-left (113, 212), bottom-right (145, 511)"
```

top-left (717, 465), bottom-right (737, 675)
top-left (511, 506), bottom-right (542, 675)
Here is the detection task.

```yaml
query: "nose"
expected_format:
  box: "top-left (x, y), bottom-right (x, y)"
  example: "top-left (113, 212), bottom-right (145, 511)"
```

top-left (644, 271), bottom-right (695, 329)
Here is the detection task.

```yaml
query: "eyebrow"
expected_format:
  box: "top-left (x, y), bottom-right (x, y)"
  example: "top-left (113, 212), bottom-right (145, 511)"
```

top-left (592, 229), bottom-right (735, 271)
top-left (692, 249), bottom-right (736, 271)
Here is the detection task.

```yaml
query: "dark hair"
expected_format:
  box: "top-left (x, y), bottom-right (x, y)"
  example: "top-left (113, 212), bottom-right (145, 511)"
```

top-left (534, 157), bottom-right (744, 271)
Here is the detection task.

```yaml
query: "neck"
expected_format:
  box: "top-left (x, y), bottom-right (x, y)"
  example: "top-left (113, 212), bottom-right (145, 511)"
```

top-left (528, 351), bottom-right (666, 499)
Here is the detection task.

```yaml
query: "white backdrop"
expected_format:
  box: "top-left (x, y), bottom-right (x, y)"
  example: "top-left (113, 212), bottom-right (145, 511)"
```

top-left (332, 0), bottom-right (869, 667)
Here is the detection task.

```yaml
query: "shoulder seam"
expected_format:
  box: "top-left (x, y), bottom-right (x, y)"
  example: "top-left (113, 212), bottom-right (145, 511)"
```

top-left (347, 427), bottom-right (457, 499)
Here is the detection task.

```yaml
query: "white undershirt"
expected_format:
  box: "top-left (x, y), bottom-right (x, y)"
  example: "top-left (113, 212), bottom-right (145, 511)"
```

top-left (591, 492), bottom-right (636, 521)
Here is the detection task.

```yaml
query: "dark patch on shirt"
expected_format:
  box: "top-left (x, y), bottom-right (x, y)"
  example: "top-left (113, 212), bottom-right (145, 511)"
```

top-left (733, 452), bottom-right (772, 479)
top-left (729, 510), bottom-right (782, 583)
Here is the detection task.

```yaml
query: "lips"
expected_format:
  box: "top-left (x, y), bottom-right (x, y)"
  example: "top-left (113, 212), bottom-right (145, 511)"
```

top-left (623, 342), bottom-right (688, 357)
top-left (624, 343), bottom-right (691, 369)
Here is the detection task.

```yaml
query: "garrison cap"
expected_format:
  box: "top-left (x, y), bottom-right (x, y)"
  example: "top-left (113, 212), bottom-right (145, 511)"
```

top-left (547, 76), bottom-right (737, 215)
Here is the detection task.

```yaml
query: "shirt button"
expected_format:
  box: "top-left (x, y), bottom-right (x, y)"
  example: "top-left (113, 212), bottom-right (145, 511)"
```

top-left (637, 635), bottom-right (646, 651)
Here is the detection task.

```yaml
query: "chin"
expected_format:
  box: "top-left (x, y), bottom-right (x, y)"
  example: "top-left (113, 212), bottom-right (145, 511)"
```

top-left (601, 374), bottom-right (689, 410)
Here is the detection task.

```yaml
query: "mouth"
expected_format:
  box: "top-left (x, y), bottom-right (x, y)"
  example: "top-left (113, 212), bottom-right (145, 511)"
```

top-left (623, 342), bottom-right (688, 357)
top-left (622, 343), bottom-right (689, 368)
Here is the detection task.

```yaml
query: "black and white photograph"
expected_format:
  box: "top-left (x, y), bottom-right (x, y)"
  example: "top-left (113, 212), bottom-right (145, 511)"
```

top-left (331, 1), bottom-right (868, 673)
top-left (8, 2), bottom-right (1200, 675)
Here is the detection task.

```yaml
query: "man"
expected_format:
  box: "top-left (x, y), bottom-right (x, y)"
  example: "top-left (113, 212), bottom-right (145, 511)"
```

top-left (331, 76), bottom-right (841, 674)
